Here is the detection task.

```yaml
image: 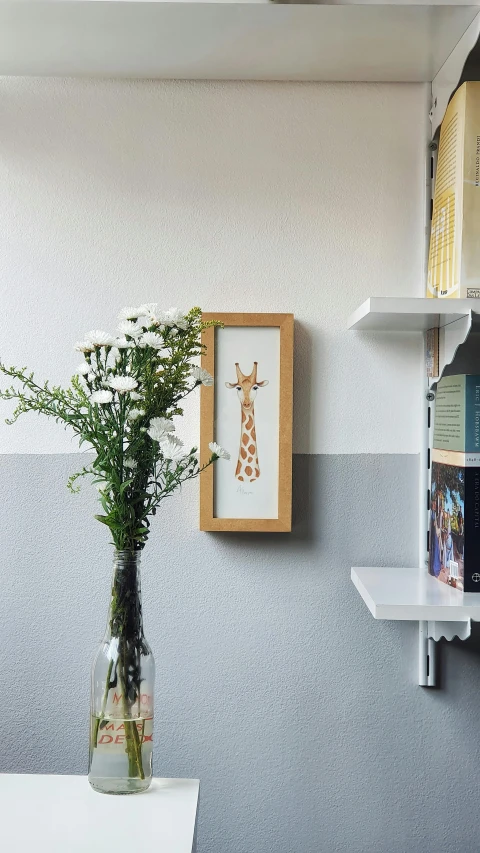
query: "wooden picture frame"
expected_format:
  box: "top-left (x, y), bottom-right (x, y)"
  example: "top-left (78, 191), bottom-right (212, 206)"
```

top-left (200, 313), bottom-right (294, 532)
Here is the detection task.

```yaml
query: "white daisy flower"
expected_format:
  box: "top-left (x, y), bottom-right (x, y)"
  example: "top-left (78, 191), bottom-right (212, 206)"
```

top-left (147, 424), bottom-right (165, 442)
top-left (124, 457), bottom-right (138, 469)
top-left (127, 408), bottom-right (144, 421)
top-left (150, 416), bottom-right (175, 433)
top-left (209, 442), bottom-right (230, 460)
top-left (115, 337), bottom-right (131, 349)
top-left (129, 390), bottom-right (143, 401)
top-left (191, 366), bottom-right (214, 387)
top-left (147, 417), bottom-right (175, 443)
top-left (106, 347), bottom-right (120, 368)
top-left (87, 372), bottom-right (96, 383)
top-left (76, 362), bottom-right (90, 376)
top-left (159, 435), bottom-right (186, 462)
top-left (109, 375), bottom-right (138, 393)
top-left (90, 390), bottom-right (114, 404)
top-left (137, 303), bottom-right (158, 318)
top-left (74, 341), bottom-right (94, 353)
top-left (161, 307), bottom-right (188, 330)
top-left (87, 330), bottom-right (116, 347)
top-left (118, 320), bottom-right (143, 339)
top-left (118, 307), bottom-right (140, 321)
top-left (139, 332), bottom-right (164, 349)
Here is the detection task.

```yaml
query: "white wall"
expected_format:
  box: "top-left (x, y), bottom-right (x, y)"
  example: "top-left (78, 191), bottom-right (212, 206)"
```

top-left (0, 78), bottom-right (428, 455)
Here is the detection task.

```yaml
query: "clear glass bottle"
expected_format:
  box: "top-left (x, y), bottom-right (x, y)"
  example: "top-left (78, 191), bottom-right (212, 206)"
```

top-left (88, 550), bottom-right (155, 794)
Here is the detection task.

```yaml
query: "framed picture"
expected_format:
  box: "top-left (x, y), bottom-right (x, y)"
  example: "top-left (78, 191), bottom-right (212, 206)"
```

top-left (200, 313), bottom-right (294, 532)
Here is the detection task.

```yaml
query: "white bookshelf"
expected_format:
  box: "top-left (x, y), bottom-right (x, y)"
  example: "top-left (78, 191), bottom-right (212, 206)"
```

top-left (347, 296), bottom-right (480, 332)
top-left (349, 295), bottom-right (480, 685)
top-left (352, 566), bottom-right (480, 623)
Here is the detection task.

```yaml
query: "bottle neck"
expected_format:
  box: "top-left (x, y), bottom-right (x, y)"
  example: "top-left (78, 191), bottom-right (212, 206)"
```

top-left (106, 550), bottom-right (144, 641)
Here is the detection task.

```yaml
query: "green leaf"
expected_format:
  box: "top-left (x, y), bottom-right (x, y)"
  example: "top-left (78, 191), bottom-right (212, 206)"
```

top-left (94, 515), bottom-right (112, 527)
top-left (120, 478), bottom-right (134, 496)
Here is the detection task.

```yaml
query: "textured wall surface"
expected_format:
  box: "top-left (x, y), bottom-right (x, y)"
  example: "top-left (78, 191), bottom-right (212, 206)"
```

top-left (2, 454), bottom-right (480, 853)
top-left (0, 78), bottom-right (426, 454)
top-left (3, 78), bottom-right (478, 853)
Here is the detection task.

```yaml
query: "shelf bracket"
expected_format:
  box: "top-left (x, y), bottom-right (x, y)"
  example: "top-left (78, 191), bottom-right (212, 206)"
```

top-left (418, 619), bottom-right (471, 686)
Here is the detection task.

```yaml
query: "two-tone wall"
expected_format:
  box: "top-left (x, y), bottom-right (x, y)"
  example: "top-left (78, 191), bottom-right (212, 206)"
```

top-left (2, 79), bottom-right (477, 853)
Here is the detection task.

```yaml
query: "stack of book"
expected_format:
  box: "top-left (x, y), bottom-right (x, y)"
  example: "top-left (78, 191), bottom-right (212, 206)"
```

top-left (429, 374), bottom-right (480, 591)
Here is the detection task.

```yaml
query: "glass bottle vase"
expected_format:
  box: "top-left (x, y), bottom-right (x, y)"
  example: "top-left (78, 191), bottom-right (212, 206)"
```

top-left (88, 550), bottom-right (155, 794)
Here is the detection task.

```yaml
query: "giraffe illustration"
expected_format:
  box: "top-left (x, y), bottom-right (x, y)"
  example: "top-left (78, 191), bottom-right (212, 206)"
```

top-left (226, 362), bottom-right (269, 482)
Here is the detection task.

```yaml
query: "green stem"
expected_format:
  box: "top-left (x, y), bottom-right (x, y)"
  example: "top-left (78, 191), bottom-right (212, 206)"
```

top-left (119, 644), bottom-right (145, 780)
top-left (91, 657), bottom-right (114, 750)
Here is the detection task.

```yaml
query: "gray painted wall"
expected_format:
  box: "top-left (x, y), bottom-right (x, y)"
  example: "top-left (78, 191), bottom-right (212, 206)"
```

top-left (1, 453), bottom-right (480, 852)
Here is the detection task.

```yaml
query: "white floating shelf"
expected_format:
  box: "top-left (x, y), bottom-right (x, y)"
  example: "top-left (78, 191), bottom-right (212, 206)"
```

top-left (0, 2), bottom-right (479, 81)
top-left (347, 296), bottom-right (480, 331)
top-left (352, 566), bottom-right (480, 621)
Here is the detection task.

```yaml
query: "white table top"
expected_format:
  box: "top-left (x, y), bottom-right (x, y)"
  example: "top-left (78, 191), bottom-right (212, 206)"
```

top-left (0, 775), bottom-right (199, 852)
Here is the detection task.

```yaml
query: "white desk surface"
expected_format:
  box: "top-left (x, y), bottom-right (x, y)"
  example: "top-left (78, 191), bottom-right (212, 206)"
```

top-left (0, 774), bottom-right (199, 852)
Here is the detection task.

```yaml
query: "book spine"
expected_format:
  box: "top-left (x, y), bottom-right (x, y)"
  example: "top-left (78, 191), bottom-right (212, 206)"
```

top-left (464, 463), bottom-right (480, 591)
top-left (461, 84), bottom-right (480, 297)
top-left (430, 85), bottom-right (466, 298)
top-left (465, 376), bottom-right (480, 452)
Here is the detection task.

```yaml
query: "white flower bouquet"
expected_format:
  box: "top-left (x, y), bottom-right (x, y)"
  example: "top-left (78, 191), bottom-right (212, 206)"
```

top-left (0, 303), bottom-right (232, 793)
top-left (0, 304), bottom-right (229, 551)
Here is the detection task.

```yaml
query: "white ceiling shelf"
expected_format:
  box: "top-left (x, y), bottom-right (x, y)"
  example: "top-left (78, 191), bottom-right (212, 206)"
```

top-left (347, 296), bottom-right (480, 331)
top-left (0, 1), bottom-right (479, 81)
top-left (352, 566), bottom-right (480, 622)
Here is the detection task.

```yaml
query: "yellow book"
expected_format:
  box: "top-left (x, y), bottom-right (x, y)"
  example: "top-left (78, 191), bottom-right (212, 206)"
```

top-left (427, 82), bottom-right (480, 299)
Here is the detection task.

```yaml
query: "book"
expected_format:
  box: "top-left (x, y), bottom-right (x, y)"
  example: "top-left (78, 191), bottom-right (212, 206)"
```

top-left (429, 448), bottom-right (480, 592)
top-left (427, 82), bottom-right (480, 299)
top-left (425, 327), bottom-right (439, 378)
top-left (432, 374), bottom-right (480, 452)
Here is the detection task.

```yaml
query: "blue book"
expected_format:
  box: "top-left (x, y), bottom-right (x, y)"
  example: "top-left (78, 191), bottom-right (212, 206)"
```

top-left (430, 449), bottom-right (480, 592)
